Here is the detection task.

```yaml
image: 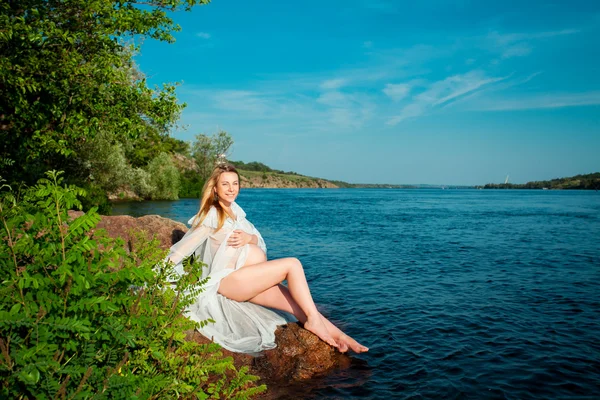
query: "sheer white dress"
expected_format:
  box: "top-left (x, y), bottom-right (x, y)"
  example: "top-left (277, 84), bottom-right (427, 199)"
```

top-left (165, 202), bottom-right (290, 353)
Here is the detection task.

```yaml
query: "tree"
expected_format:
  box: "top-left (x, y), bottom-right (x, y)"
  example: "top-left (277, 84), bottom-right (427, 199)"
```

top-left (191, 133), bottom-right (214, 181)
top-left (146, 152), bottom-right (180, 200)
top-left (0, 0), bottom-right (209, 189)
top-left (191, 130), bottom-right (233, 180)
top-left (212, 130), bottom-right (234, 160)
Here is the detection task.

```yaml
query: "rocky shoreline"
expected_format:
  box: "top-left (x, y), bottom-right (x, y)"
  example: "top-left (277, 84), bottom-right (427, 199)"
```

top-left (69, 211), bottom-right (353, 392)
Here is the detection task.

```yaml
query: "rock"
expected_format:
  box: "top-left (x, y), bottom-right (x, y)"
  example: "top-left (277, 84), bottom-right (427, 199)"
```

top-left (70, 210), bottom-right (352, 384)
top-left (185, 323), bottom-right (352, 384)
top-left (68, 211), bottom-right (187, 251)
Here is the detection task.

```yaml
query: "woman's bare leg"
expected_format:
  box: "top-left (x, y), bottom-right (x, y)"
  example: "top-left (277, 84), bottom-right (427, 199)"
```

top-left (248, 284), bottom-right (368, 353)
top-left (218, 257), bottom-right (338, 347)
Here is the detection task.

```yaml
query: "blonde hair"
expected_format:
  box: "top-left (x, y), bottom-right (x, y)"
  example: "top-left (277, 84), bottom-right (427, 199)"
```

top-left (193, 164), bottom-right (240, 231)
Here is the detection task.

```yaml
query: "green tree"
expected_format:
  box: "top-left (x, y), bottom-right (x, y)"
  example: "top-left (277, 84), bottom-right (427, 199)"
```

top-left (191, 133), bottom-right (214, 181)
top-left (0, 0), bottom-right (209, 192)
top-left (146, 152), bottom-right (181, 200)
top-left (191, 130), bottom-right (234, 180)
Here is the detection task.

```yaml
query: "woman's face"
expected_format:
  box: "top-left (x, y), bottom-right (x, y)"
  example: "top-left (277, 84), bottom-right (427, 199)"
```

top-left (215, 171), bottom-right (239, 206)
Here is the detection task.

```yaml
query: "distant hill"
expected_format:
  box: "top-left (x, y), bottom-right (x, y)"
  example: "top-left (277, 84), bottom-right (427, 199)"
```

top-left (228, 161), bottom-right (337, 188)
top-left (481, 172), bottom-right (600, 190)
top-left (230, 161), bottom-right (415, 189)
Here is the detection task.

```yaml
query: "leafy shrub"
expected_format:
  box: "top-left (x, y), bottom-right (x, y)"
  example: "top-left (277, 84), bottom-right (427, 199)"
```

top-left (130, 167), bottom-right (156, 199)
top-left (79, 182), bottom-right (113, 215)
top-left (0, 171), bottom-right (265, 399)
top-left (179, 170), bottom-right (205, 199)
top-left (145, 152), bottom-right (181, 200)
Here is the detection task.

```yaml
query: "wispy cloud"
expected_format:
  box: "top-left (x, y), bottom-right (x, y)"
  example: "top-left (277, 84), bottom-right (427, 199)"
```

top-left (196, 32), bottom-right (211, 39)
top-left (383, 83), bottom-right (411, 101)
top-left (181, 81), bottom-right (375, 134)
top-left (211, 90), bottom-right (272, 115)
top-left (486, 28), bottom-right (580, 59)
top-left (488, 29), bottom-right (580, 46)
top-left (320, 78), bottom-right (347, 90)
top-left (387, 71), bottom-right (507, 125)
top-left (501, 43), bottom-right (532, 59)
top-left (179, 25), bottom-right (593, 134)
top-left (470, 91), bottom-right (600, 111)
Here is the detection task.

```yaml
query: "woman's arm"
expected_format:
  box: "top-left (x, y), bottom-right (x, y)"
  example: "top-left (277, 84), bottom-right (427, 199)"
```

top-left (167, 225), bottom-right (213, 266)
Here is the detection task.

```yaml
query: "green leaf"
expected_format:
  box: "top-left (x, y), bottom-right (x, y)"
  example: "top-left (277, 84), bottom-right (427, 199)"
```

top-left (10, 303), bottom-right (21, 315)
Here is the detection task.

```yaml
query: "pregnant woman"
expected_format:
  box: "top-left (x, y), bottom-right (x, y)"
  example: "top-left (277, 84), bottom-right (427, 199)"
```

top-left (166, 164), bottom-right (367, 354)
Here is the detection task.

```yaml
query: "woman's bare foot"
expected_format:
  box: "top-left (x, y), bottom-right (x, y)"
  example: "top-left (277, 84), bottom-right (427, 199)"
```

top-left (335, 337), bottom-right (349, 353)
top-left (339, 334), bottom-right (369, 353)
top-left (304, 318), bottom-right (338, 348)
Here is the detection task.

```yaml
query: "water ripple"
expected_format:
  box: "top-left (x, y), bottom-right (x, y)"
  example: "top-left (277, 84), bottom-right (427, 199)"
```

top-left (113, 189), bottom-right (600, 399)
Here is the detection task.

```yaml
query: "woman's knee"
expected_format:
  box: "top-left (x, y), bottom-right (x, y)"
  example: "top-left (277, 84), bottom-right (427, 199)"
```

top-left (285, 257), bottom-right (302, 271)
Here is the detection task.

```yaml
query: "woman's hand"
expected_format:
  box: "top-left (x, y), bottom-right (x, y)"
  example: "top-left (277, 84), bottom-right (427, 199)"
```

top-left (227, 230), bottom-right (256, 248)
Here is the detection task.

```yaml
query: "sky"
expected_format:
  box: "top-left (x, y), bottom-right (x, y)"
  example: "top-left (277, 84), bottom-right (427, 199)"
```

top-left (135, 0), bottom-right (600, 185)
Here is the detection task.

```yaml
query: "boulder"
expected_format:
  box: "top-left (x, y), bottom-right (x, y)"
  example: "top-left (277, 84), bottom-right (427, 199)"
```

top-left (68, 211), bottom-right (187, 251)
top-left (70, 210), bottom-right (352, 384)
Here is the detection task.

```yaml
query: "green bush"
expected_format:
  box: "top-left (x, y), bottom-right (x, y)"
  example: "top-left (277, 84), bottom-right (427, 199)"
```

top-left (78, 182), bottom-right (113, 215)
top-left (146, 153), bottom-right (181, 200)
top-left (0, 171), bottom-right (265, 399)
top-left (130, 167), bottom-right (156, 199)
top-left (179, 170), bottom-right (204, 199)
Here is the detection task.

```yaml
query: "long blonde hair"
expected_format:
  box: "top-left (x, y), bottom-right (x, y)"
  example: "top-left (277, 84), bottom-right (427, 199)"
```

top-left (193, 164), bottom-right (240, 231)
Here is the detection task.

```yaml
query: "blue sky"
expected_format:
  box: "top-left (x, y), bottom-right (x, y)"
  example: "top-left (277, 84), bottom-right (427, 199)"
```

top-left (136, 0), bottom-right (600, 185)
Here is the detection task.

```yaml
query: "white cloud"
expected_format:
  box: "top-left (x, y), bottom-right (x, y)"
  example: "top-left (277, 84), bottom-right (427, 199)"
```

top-left (320, 78), bottom-right (347, 90)
top-left (316, 90), bottom-right (375, 128)
top-left (179, 26), bottom-right (588, 134)
top-left (317, 91), bottom-right (348, 106)
top-left (363, 41), bottom-right (373, 49)
top-left (488, 29), bottom-right (580, 46)
top-left (471, 91), bottom-right (600, 111)
top-left (387, 70), bottom-right (507, 125)
top-left (501, 43), bottom-right (532, 59)
top-left (211, 90), bottom-right (271, 115)
top-left (196, 32), bottom-right (211, 39)
top-left (383, 83), bottom-right (411, 101)
top-left (486, 28), bottom-right (579, 59)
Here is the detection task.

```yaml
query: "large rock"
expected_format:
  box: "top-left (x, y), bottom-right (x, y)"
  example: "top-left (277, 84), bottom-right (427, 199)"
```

top-left (186, 323), bottom-right (352, 383)
top-left (68, 211), bottom-right (187, 251)
top-left (70, 211), bottom-right (352, 384)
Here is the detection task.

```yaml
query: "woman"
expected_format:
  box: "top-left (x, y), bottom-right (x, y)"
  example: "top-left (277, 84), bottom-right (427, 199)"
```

top-left (166, 164), bottom-right (367, 354)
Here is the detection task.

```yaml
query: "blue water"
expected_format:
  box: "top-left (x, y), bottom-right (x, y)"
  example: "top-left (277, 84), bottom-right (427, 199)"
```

top-left (112, 189), bottom-right (600, 399)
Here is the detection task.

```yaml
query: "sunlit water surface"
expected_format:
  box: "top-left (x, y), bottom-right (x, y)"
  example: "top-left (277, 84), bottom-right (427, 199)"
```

top-left (113, 189), bottom-right (600, 399)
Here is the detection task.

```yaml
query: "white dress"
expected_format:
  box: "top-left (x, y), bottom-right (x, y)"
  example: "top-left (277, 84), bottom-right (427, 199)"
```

top-left (165, 202), bottom-right (290, 353)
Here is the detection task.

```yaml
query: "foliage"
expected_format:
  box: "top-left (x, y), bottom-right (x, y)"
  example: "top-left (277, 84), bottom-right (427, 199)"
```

top-left (77, 134), bottom-right (132, 193)
top-left (0, 171), bottom-right (265, 399)
top-left (179, 169), bottom-right (205, 199)
top-left (192, 131), bottom-right (234, 181)
top-left (79, 182), bottom-right (113, 215)
top-left (482, 172), bottom-right (600, 190)
top-left (163, 136), bottom-right (191, 158)
top-left (229, 160), bottom-right (301, 176)
top-left (0, 0), bottom-right (209, 200)
top-left (130, 167), bottom-right (156, 199)
top-left (145, 152), bottom-right (181, 200)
